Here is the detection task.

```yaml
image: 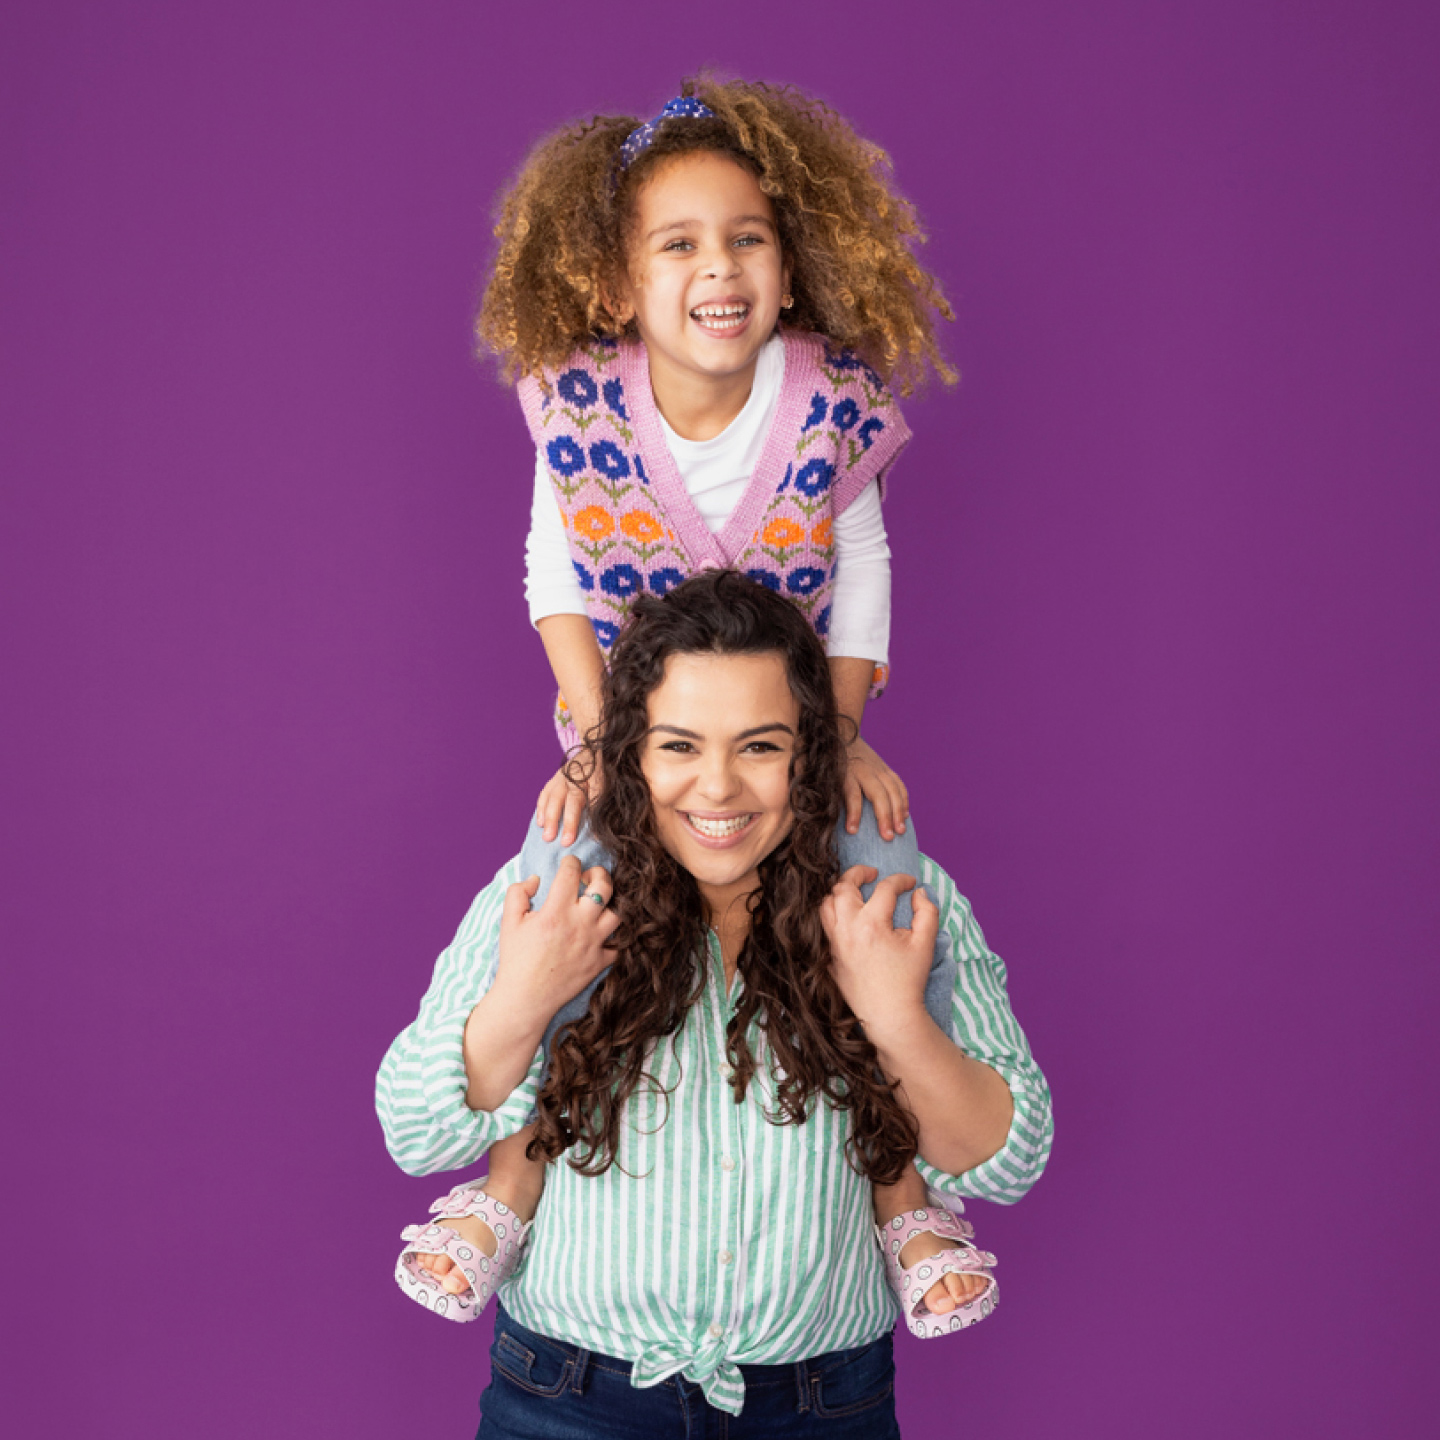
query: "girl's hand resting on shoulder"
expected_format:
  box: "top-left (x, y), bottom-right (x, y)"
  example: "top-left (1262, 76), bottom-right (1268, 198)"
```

top-left (843, 736), bottom-right (909, 840)
top-left (536, 757), bottom-right (603, 846)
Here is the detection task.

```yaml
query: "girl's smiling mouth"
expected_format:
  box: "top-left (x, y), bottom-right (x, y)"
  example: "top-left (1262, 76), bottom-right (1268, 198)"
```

top-left (690, 301), bottom-right (751, 334)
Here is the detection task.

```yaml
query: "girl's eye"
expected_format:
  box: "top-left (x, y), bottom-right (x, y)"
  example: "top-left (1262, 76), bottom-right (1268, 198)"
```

top-left (733, 235), bottom-right (763, 248)
top-left (663, 239), bottom-right (694, 252)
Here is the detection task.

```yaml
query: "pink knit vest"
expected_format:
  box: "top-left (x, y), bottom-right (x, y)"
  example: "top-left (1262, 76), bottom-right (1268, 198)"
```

top-left (517, 329), bottom-right (911, 751)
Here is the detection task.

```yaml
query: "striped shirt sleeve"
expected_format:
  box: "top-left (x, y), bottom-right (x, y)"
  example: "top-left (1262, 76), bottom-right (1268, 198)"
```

top-left (375, 857), bottom-right (546, 1176)
top-left (912, 855), bottom-right (1055, 1204)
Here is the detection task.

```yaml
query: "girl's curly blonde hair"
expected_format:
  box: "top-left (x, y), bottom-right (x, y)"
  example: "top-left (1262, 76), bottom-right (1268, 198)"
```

top-left (478, 75), bottom-right (956, 395)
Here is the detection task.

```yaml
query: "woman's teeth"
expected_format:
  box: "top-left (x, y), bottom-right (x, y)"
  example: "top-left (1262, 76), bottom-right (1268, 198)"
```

top-left (691, 304), bottom-right (749, 331)
top-left (685, 813), bottom-right (754, 838)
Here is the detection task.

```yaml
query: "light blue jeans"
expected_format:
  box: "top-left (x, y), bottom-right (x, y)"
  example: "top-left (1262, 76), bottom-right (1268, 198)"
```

top-left (521, 800), bottom-right (956, 1064)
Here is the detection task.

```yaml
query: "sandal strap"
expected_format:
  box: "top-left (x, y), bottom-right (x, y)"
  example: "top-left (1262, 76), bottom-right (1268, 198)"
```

top-left (427, 1181), bottom-right (532, 1246)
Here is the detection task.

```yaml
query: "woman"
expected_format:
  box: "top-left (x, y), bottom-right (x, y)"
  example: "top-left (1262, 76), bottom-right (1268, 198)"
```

top-left (377, 571), bottom-right (1052, 1436)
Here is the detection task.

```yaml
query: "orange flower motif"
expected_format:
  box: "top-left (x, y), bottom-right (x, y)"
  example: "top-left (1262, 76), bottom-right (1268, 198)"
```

top-left (620, 509), bottom-right (664, 544)
top-left (761, 516), bottom-right (805, 549)
top-left (812, 517), bottom-right (834, 547)
top-left (573, 506), bottom-right (614, 543)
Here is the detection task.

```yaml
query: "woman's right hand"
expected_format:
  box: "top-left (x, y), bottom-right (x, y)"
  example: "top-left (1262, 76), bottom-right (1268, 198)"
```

top-left (536, 758), bottom-right (603, 846)
top-left (494, 855), bottom-right (620, 1020)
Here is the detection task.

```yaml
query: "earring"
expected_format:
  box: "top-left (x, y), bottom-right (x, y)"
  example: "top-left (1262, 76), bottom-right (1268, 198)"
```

top-left (781, 293), bottom-right (794, 309)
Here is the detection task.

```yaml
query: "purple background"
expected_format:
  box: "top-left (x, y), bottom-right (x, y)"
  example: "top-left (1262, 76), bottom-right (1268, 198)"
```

top-left (5, 2), bottom-right (1437, 1435)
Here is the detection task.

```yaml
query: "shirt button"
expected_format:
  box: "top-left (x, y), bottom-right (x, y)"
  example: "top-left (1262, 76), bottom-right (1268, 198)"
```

top-left (721, 1155), bottom-right (736, 1172)
top-left (708, 1323), bottom-right (724, 1339)
top-left (719, 1250), bottom-right (733, 1265)
top-left (718, 1062), bottom-right (734, 1080)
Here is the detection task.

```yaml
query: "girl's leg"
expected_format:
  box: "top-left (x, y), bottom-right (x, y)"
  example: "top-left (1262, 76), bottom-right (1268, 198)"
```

top-left (420, 1130), bottom-right (547, 1299)
top-left (872, 1172), bottom-right (987, 1314)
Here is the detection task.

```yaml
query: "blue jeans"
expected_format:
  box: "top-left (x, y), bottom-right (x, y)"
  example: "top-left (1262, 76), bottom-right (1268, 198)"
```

top-left (477, 1306), bottom-right (901, 1439)
top-left (521, 800), bottom-right (957, 1064)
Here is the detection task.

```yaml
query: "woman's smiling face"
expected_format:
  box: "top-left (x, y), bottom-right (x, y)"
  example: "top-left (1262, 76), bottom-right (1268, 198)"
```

top-left (619, 150), bottom-right (789, 414)
top-left (639, 649), bottom-right (800, 915)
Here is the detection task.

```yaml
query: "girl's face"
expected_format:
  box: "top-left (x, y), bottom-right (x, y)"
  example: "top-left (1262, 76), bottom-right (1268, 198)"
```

top-left (618, 151), bottom-right (789, 416)
top-left (639, 649), bottom-right (800, 917)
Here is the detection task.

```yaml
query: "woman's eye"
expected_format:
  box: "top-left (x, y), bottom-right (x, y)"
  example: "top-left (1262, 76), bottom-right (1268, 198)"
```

top-left (743, 741), bottom-right (781, 754)
top-left (659, 740), bottom-right (696, 753)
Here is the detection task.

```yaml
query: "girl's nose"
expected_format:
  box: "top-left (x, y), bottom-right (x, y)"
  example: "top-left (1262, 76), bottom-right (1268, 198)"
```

top-left (701, 243), bottom-right (740, 280)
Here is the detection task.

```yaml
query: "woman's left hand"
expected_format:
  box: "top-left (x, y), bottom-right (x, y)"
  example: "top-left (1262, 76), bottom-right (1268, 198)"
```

top-left (819, 865), bottom-right (938, 1033)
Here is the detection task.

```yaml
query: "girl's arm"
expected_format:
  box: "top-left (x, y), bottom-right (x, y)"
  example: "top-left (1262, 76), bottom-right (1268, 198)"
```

top-left (526, 451), bottom-right (607, 843)
top-left (535, 615), bottom-right (606, 845)
top-left (828, 481), bottom-right (909, 839)
top-left (828, 656), bottom-right (909, 841)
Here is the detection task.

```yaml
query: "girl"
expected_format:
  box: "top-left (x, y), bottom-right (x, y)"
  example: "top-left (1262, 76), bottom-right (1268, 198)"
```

top-left (378, 574), bottom-right (1052, 1434)
top-left (391, 78), bottom-right (994, 1341)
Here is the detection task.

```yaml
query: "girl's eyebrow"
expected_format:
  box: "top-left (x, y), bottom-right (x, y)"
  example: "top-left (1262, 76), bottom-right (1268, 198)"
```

top-left (646, 722), bottom-right (796, 740)
top-left (644, 214), bottom-right (776, 241)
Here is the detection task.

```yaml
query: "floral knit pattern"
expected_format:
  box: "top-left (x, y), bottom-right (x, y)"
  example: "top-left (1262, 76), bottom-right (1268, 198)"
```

top-left (518, 331), bottom-right (910, 750)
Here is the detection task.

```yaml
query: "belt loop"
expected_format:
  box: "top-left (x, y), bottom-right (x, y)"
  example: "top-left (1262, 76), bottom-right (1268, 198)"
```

top-left (569, 1345), bottom-right (591, 1395)
top-left (794, 1358), bottom-right (812, 1414)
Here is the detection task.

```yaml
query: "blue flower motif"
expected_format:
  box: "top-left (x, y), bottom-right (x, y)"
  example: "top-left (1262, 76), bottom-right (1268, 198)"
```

top-left (792, 457), bottom-right (835, 497)
top-left (831, 398), bottom-right (860, 432)
top-left (745, 568), bottom-right (782, 593)
top-left (546, 436), bottom-right (586, 477)
top-left (634, 453), bottom-right (649, 485)
top-left (589, 440), bottom-right (631, 480)
top-left (557, 369), bottom-right (599, 409)
top-left (600, 563), bottom-right (643, 599)
top-left (802, 393), bottom-right (827, 432)
top-left (823, 345), bottom-right (881, 386)
top-left (649, 566), bottom-right (685, 596)
top-left (777, 462), bottom-right (793, 495)
top-left (572, 560), bottom-right (595, 592)
top-left (592, 618), bottom-right (621, 648)
top-left (815, 604), bottom-right (832, 636)
top-left (602, 378), bottom-right (629, 420)
top-left (857, 417), bottom-right (884, 450)
top-left (787, 566), bottom-right (827, 596)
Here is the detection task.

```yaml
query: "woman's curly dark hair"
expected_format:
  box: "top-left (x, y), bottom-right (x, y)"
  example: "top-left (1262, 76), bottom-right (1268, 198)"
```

top-left (528, 571), bottom-right (920, 1185)
top-left (479, 74), bottom-right (956, 395)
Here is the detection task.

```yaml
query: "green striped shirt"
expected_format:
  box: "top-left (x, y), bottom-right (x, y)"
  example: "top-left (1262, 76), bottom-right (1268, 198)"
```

top-left (377, 853), bottom-right (1052, 1415)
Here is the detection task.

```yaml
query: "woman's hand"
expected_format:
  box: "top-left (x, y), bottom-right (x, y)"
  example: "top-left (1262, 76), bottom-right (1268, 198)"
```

top-left (492, 855), bottom-right (620, 1025)
top-left (842, 737), bottom-right (909, 840)
top-left (536, 757), bottom-right (603, 846)
top-left (819, 865), bottom-right (936, 1032)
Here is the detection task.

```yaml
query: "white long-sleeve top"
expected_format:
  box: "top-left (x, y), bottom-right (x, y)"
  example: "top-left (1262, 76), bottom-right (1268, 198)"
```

top-left (523, 336), bottom-right (892, 664)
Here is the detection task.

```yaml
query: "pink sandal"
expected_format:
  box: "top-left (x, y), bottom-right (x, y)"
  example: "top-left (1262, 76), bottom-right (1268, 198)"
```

top-left (394, 1180), bottom-right (532, 1323)
top-left (877, 1202), bottom-right (998, 1338)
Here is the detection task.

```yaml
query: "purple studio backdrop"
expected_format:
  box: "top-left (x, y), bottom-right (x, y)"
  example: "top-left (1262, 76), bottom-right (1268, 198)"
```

top-left (3, 2), bottom-right (1437, 1436)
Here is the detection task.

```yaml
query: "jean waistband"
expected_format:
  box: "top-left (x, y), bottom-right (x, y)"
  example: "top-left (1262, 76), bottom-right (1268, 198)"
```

top-left (494, 1305), bottom-right (879, 1386)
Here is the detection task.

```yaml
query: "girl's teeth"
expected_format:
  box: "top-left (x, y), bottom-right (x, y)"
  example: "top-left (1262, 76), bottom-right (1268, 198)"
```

top-left (687, 814), bottom-right (753, 838)
top-left (692, 305), bottom-right (749, 330)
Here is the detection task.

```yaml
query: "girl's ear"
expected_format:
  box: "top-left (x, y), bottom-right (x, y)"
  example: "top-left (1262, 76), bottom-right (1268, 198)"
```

top-left (604, 271), bottom-right (636, 327)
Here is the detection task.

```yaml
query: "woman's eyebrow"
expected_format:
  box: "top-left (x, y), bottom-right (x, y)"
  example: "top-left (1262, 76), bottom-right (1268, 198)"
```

top-left (645, 722), bottom-right (795, 740)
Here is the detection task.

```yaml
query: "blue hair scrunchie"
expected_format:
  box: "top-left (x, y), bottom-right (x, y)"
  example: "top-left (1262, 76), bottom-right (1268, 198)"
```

top-left (616, 96), bottom-right (717, 176)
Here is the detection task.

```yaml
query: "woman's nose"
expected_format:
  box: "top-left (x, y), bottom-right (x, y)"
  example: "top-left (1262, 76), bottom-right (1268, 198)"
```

top-left (695, 752), bottom-right (741, 802)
